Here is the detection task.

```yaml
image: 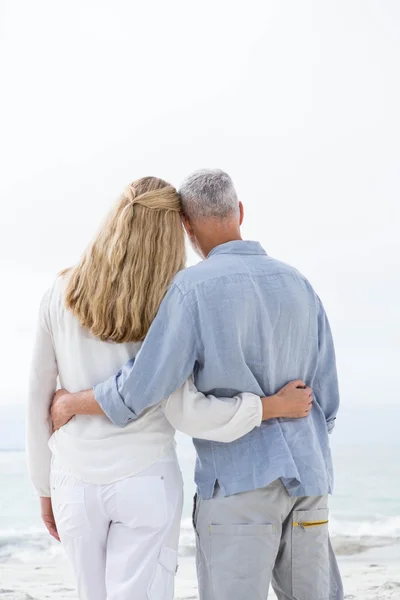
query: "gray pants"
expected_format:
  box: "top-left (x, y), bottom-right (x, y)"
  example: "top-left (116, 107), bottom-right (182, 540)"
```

top-left (193, 479), bottom-right (343, 600)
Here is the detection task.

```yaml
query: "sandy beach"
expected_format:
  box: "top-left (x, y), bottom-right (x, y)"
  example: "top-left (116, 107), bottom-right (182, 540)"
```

top-left (2, 539), bottom-right (400, 600)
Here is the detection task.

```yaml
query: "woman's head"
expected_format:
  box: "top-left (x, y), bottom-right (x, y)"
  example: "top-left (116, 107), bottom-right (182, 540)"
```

top-left (64, 177), bottom-right (185, 343)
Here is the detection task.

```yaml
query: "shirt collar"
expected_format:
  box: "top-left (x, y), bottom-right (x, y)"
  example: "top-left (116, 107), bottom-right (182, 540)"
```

top-left (207, 240), bottom-right (267, 258)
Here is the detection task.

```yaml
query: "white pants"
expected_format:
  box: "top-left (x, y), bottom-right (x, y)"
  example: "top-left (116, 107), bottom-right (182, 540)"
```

top-left (51, 449), bottom-right (183, 600)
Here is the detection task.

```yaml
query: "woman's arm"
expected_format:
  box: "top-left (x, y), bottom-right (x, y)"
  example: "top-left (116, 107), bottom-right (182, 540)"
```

top-left (26, 289), bottom-right (58, 498)
top-left (162, 378), bottom-right (312, 443)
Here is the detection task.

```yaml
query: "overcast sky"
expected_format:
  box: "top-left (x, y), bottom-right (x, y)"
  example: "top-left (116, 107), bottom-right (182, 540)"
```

top-left (0, 0), bottom-right (399, 446)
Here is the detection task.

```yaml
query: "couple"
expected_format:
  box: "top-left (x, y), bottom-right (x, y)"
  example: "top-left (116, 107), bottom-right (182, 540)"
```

top-left (27, 169), bottom-right (343, 600)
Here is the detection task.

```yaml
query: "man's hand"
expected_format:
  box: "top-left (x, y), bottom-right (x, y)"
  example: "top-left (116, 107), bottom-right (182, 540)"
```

top-left (51, 389), bottom-right (74, 431)
top-left (262, 380), bottom-right (313, 420)
top-left (40, 497), bottom-right (60, 542)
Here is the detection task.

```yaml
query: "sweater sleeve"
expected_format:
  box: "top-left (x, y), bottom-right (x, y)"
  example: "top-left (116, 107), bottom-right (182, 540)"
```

top-left (162, 377), bottom-right (262, 443)
top-left (26, 289), bottom-right (58, 497)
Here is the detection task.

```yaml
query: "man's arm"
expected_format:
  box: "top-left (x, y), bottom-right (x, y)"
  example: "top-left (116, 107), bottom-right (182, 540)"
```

top-left (52, 284), bottom-right (198, 428)
top-left (313, 296), bottom-right (340, 433)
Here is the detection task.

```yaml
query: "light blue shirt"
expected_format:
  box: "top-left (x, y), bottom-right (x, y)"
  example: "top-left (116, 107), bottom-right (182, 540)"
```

top-left (95, 241), bottom-right (339, 499)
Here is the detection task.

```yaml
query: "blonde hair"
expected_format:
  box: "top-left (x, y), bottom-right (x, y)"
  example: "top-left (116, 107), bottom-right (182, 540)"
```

top-left (63, 177), bottom-right (186, 343)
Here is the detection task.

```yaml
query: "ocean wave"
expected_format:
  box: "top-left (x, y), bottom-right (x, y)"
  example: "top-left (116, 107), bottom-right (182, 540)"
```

top-left (2, 514), bottom-right (399, 562)
top-left (330, 515), bottom-right (400, 539)
top-left (179, 518), bottom-right (196, 556)
top-left (0, 528), bottom-right (62, 563)
top-left (178, 515), bottom-right (400, 557)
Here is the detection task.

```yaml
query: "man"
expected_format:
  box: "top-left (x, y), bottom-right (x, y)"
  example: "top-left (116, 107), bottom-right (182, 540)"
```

top-left (53, 169), bottom-right (343, 600)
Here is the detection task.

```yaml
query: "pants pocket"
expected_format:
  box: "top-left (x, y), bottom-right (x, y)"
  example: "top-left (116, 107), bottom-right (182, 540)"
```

top-left (116, 476), bottom-right (167, 529)
top-left (209, 523), bottom-right (277, 599)
top-left (51, 485), bottom-right (90, 539)
top-left (147, 546), bottom-right (178, 600)
top-left (292, 508), bottom-right (336, 600)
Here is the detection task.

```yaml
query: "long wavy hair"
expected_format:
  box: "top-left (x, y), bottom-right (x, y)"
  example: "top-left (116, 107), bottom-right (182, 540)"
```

top-left (63, 177), bottom-right (186, 343)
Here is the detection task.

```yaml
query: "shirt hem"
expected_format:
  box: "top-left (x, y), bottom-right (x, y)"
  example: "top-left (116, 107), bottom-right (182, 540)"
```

top-left (196, 472), bottom-right (332, 500)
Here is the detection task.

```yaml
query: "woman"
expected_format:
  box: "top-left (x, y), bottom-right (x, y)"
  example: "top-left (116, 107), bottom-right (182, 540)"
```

top-left (26, 176), bottom-right (312, 600)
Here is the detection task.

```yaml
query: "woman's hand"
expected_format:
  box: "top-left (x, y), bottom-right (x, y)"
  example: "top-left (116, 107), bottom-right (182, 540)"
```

top-left (40, 497), bottom-right (60, 542)
top-left (262, 380), bottom-right (313, 420)
top-left (51, 388), bottom-right (104, 431)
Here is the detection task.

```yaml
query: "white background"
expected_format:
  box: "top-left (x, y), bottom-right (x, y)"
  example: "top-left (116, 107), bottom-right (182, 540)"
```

top-left (0, 0), bottom-right (399, 446)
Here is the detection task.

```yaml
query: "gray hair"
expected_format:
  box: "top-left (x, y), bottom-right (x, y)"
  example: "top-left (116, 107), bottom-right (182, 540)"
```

top-left (179, 169), bottom-right (239, 220)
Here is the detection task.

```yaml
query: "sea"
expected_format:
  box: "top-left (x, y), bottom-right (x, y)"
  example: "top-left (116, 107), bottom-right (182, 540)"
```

top-left (1, 404), bottom-right (400, 599)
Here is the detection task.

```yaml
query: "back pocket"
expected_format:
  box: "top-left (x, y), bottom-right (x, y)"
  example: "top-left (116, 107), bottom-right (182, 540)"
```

top-left (51, 485), bottom-right (90, 539)
top-left (209, 523), bottom-right (277, 598)
top-left (292, 508), bottom-right (335, 600)
top-left (116, 476), bottom-right (167, 529)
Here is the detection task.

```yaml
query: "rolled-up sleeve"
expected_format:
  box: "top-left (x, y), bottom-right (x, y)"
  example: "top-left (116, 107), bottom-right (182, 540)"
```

top-left (94, 284), bottom-right (198, 426)
top-left (92, 363), bottom-right (137, 426)
top-left (326, 418), bottom-right (336, 434)
top-left (313, 296), bottom-right (340, 433)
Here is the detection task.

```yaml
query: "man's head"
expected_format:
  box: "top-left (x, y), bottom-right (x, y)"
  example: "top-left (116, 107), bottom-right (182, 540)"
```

top-left (179, 169), bottom-right (244, 258)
